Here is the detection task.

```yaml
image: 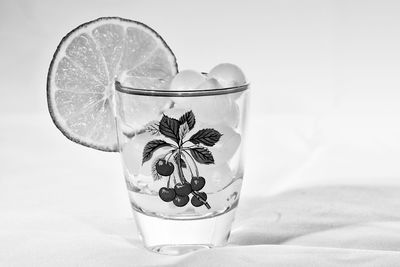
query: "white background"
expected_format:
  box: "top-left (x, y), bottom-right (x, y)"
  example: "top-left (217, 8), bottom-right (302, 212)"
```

top-left (2, 0), bottom-right (400, 192)
top-left (1, 1), bottom-right (400, 265)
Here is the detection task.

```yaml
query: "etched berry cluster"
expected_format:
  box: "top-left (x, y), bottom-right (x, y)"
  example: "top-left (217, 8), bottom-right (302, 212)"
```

top-left (142, 110), bottom-right (222, 209)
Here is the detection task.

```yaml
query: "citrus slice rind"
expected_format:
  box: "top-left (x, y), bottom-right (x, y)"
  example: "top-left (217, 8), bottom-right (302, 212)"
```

top-left (47, 17), bottom-right (178, 152)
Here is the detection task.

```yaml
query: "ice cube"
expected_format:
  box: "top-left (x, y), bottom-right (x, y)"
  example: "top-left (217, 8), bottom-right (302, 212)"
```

top-left (163, 107), bottom-right (188, 120)
top-left (169, 70), bottom-right (207, 90)
top-left (117, 94), bottom-right (171, 131)
top-left (168, 70), bottom-right (240, 128)
top-left (122, 132), bottom-right (150, 176)
top-left (208, 63), bottom-right (246, 87)
top-left (182, 122), bottom-right (241, 166)
top-left (197, 163), bottom-right (234, 193)
top-left (196, 78), bottom-right (223, 89)
top-left (187, 96), bottom-right (239, 128)
top-left (208, 124), bottom-right (241, 165)
top-left (117, 75), bottom-right (172, 131)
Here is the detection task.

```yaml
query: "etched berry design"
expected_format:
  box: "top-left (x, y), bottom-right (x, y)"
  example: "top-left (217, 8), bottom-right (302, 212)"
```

top-left (142, 110), bottom-right (222, 209)
top-left (155, 159), bottom-right (175, 176)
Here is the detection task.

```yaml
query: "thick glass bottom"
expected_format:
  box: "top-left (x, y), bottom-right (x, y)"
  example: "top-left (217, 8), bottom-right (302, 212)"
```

top-left (133, 207), bottom-right (237, 255)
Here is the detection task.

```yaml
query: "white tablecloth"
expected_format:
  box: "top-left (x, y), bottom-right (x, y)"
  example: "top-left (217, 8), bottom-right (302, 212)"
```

top-left (2, 0), bottom-right (400, 265)
top-left (1, 113), bottom-right (400, 266)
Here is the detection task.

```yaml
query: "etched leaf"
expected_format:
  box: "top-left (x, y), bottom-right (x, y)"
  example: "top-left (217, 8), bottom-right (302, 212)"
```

top-left (174, 153), bottom-right (187, 168)
top-left (179, 110), bottom-right (196, 130)
top-left (142, 140), bottom-right (171, 164)
top-left (189, 147), bottom-right (214, 164)
top-left (145, 121), bottom-right (160, 136)
top-left (189, 128), bottom-right (222, 146)
top-left (179, 122), bottom-right (189, 141)
top-left (159, 115), bottom-right (180, 144)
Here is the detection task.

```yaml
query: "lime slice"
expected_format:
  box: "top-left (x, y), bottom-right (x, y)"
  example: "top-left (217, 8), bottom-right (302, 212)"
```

top-left (47, 17), bottom-right (178, 152)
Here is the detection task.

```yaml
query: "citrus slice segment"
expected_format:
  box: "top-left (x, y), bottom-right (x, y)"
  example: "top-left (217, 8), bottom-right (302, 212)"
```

top-left (47, 17), bottom-right (178, 152)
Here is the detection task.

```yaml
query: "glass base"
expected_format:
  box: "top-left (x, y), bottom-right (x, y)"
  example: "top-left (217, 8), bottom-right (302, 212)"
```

top-left (133, 208), bottom-right (237, 255)
top-left (150, 244), bottom-right (213, 255)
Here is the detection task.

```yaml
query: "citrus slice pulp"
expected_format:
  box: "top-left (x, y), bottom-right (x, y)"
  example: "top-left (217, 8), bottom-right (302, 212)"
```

top-left (47, 17), bottom-right (178, 152)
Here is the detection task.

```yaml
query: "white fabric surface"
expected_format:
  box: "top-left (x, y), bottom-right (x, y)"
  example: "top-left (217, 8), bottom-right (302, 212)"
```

top-left (1, 113), bottom-right (400, 266)
top-left (2, 0), bottom-right (400, 265)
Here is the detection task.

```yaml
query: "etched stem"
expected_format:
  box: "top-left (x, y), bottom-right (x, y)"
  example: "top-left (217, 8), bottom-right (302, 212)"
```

top-left (182, 150), bottom-right (199, 177)
top-left (172, 173), bottom-right (177, 185)
top-left (167, 175), bottom-right (171, 188)
top-left (181, 153), bottom-right (194, 178)
top-left (175, 149), bottom-right (187, 183)
top-left (165, 150), bottom-right (176, 162)
top-left (192, 191), bottom-right (211, 209)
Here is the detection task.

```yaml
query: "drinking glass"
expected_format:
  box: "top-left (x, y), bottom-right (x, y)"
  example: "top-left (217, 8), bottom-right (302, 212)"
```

top-left (114, 80), bottom-right (249, 255)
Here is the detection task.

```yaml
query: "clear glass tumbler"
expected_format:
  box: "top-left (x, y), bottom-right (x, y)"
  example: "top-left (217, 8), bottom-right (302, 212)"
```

top-left (114, 80), bottom-right (249, 255)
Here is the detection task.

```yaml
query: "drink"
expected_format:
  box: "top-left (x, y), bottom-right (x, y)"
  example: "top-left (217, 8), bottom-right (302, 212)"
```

top-left (115, 80), bottom-right (249, 253)
top-left (47, 17), bottom-right (249, 255)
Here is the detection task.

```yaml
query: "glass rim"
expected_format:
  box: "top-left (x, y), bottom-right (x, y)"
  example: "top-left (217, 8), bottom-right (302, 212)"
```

top-left (114, 80), bottom-right (249, 97)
